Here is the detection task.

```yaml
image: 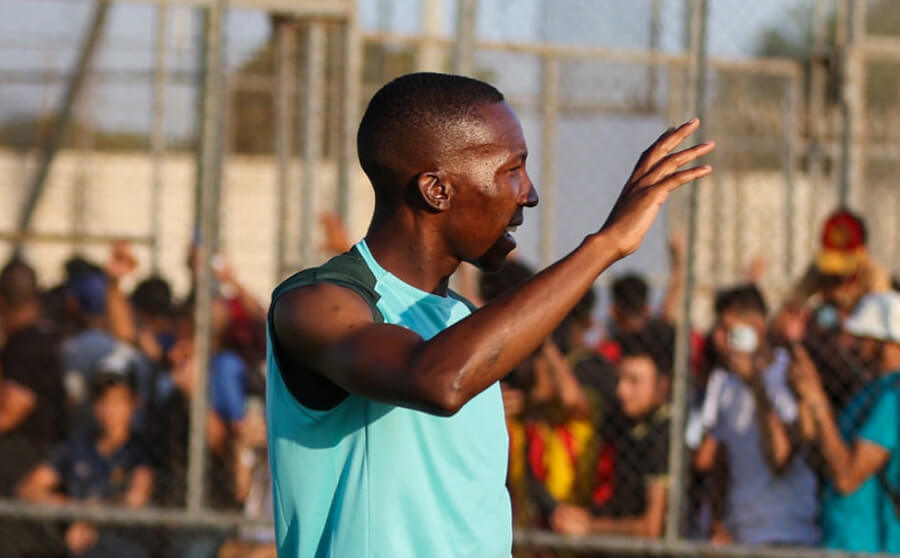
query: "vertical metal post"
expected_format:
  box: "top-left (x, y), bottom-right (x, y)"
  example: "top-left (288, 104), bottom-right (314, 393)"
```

top-left (839, 0), bottom-right (866, 208)
top-left (188, 0), bottom-right (224, 515)
top-left (783, 76), bottom-right (799, 280)
top-left (301, 21), bottom-right (325, 267)
top-left (667, 0), bottom-right (707, 543)
top-left (647, 0), bottom-right (661, 108)
top-left (539, 55), bottom-right (559, 268)
top-left (337, 7), bottom-right (361, 222)
top-left (418, 0), bottom-right (444, 71)
top-left (274, 20), bottom-right (295, 279)
top-left (151, 3), bottom-right (169, 273)
top-left (453, 0), bottom-right (478, 75)
top-left (808, 0), bottom-right (827, 253)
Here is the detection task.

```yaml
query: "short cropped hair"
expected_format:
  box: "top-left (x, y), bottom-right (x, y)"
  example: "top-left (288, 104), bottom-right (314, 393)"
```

top-left (357, 72), bottom-right (505, 194)
top-left (714, 284), bottom-right (768, 318)
top-left (612, 273), bottom-right (649, 316)
top-left (0, 257), bottom-right (38, 308)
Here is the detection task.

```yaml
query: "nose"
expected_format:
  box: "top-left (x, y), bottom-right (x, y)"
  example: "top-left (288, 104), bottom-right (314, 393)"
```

top-left (522, 177), bottom-right (539, 208)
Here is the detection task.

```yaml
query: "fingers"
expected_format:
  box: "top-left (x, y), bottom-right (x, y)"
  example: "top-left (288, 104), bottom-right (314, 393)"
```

top-left (657, 165), bottom-right (712, 193)
top-left (632, 118), bottom-right (701, 180)
top-left (640, 141), bottom-right (716, 187)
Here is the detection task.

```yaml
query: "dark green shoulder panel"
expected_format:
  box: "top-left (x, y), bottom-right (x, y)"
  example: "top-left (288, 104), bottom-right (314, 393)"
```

top-left (447, 289), bottom-right (479, 314)
top-left (270, 246), bottom-right (383, 323)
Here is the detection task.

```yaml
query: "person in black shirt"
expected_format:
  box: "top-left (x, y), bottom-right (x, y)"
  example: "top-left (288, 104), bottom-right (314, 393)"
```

top-left (550, 346), bottom-right (672, 538)
top-left (0, 258), bottom-right (66, 495)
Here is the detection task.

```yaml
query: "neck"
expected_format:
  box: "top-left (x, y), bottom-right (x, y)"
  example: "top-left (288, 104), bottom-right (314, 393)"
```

top-left (98, 427), bottom-right (129, 455)
top-left (1, 303), bottom-right (40, 333)
top-left (880, 343), bottom-right (900, 374)
top-left (364, 207), bottom-right (460, 296)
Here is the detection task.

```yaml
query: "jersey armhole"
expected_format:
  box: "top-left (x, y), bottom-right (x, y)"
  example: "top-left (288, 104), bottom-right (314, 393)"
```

top-left (268, 255), bottom-right (385, 412)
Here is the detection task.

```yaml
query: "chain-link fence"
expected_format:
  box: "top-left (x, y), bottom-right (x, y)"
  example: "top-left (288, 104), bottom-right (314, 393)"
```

top-left (0, 0), bottom-right (898, 557)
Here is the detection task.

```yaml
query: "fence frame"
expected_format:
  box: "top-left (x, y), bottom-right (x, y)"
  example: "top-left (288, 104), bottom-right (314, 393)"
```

top-left (0, 1), bottom-right (897, 557)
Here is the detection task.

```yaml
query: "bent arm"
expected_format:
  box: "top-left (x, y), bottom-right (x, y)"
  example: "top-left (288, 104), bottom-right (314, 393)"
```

top-left (17, 465), bottom-right (67, 505)
top-left (589, 479), bottom-right (668, 538)
top-left (811, 401), bottom-right (890, 494)
top-left (0, 380), bottom-right (37, 433)
top-left (749, 377), bottom-right (795, 472)
top-left (276, 233), bottom-right (619, 416)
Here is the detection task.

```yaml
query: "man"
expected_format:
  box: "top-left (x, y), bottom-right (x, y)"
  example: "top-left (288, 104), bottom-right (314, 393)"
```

top-left (777, 209), bottom-right (891, 411)
top-left (267, 72), bottom-right (713, 557)
top-left (550, 346), bottom-right (673, 538)
top-left (62, 263), bottom-right (153, 431)
top-left (694, 285), bottom-right (820, 546)
top-left (0, 258), bottom-right (68, 558)
top-left (791, 291), bottom-right (900, 553)
top-left (18, 356), bottom-right (153, 558)
top-left (0, 258), bottom-right (66, 497)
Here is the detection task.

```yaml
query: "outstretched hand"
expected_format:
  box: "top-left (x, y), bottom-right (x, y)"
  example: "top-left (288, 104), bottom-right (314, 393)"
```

top-left (600, 118), bottom-right (714, 259)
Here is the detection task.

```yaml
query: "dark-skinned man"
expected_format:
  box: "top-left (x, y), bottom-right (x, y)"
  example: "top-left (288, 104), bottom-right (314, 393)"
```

top-left (266, 72), bottom-right (714, 557)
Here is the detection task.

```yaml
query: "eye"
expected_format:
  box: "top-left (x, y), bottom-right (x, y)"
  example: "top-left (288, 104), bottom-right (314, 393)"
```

top-left (507, 166), bottom-right (522, 174)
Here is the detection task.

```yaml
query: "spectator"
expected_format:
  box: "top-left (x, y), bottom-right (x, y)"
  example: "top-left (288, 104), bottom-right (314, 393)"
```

top-left (550, 346), bottom-right (672, 538)
top-left (61, 259), bottom-right (153, 432)
top-left (791, 291), bottom-right (900, 553)
top-left (17, 359), bottom-right (153, 558)
top-left (216, 395), bottom-right (275, 558)
top-left (0, 258), bottom-right (68, 558)
top-left (778, 209), bottom-right (891, 412)
top-left (0, 258), bottom-right (66, 496)
top-left (597, 234), bottom-right (701, 370)
top-left (694, 285), bottom-right (820, 546)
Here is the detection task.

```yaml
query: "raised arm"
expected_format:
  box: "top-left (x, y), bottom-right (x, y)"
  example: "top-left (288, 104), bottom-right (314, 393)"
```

top-left (790, 345), bottom-right (893, 494)
top-left (275, 120), bottom-right (714, 416)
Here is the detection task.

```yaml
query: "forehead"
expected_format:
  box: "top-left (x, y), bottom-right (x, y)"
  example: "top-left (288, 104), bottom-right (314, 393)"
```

top-left (620, 355), bottom-right (658, 378)
top-left (452, 102), bottom-right (526, 156)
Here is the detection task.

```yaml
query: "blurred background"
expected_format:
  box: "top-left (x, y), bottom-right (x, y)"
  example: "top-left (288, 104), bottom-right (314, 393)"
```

top-left (0, 0), bottom-right (899, 557)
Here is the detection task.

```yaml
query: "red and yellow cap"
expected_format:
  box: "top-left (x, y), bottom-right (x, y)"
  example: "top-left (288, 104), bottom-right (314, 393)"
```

top-left (817, 209), bottom-right (866, 276)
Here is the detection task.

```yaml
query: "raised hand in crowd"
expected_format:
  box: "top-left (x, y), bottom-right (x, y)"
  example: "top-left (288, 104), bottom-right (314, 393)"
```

top-left (319, 211), bottom-right (353, 256)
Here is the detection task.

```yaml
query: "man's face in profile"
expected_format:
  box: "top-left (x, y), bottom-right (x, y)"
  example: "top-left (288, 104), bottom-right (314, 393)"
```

top-left (439, 102), bottom-right (539, 272)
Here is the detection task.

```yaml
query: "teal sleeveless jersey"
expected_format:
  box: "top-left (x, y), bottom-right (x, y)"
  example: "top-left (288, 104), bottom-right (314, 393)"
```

top-left (266, 240), bottom-right (512, 558)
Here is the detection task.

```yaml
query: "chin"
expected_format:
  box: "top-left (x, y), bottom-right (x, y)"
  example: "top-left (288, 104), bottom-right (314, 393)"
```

top-left (472, 234), bottom-right (517, 272)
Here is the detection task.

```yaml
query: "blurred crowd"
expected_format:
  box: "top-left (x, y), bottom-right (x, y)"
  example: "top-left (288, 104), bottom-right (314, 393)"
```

top-left (1, 207), bottom-right (899, 557)
top-left (476, 208), bottom-right (900, 556)
top-left (0, 240), bottom-right (273, 558)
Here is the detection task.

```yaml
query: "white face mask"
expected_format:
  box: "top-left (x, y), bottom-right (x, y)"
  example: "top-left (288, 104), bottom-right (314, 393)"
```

top-left (727, 324), bottom-right (759, 354)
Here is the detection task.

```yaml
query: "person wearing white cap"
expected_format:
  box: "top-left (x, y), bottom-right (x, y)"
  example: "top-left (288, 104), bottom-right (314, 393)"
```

top-left (790, 291), bottom-right (900, 553)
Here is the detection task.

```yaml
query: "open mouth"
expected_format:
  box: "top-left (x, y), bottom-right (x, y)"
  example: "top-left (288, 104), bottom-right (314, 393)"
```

top-left (505, 225), bottom-right (519, 233)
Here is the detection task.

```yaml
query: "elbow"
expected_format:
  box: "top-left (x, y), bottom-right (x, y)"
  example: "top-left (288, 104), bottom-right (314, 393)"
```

top-left (834, 476), bottom-right (862, 496)
top-left (428, 388), bottom-right (465, 417)
top-left (643, 518), bottom-right (665, 539)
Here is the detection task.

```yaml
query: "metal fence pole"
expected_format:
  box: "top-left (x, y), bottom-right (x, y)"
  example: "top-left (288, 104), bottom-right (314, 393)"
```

top-left (274, 19), bottom-right (295, 279)
top-left (453, 0), bottom-right (478, 76)
top-left (151, 2), bottom-right (169, 273)
top-left (666, 0), bottom-right (707, 543)
top-left (188, 0), bottom-right (225, 514)
top-left (839, 0), bottom-right (866, 208)
top-left (300, 21), bottom-right (325, 267)
top-left (539, 55), bottom-right (559, 269)
top-left (783, 76), bottom-right (799, 280)
top-left (808, 0), bottom-right (828, 252)
top-left (336, 6), bottom-right (360, 223)
top-left (418, 0), bottom-right (444, 71)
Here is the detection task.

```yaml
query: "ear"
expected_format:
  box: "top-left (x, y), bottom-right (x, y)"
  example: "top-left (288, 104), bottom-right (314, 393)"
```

top-left (416, 172), bottom-right (453, 212)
